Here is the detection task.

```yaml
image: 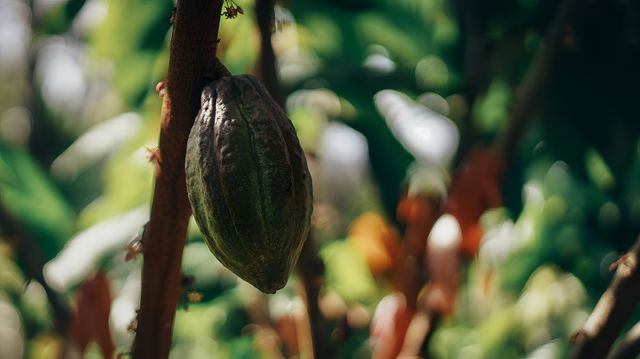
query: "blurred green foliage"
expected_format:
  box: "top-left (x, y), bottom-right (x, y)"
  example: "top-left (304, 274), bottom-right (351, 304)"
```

top-left (0, 143), bottom-right (74, 259)
top-left (0, 0), bottom-right (639, 357)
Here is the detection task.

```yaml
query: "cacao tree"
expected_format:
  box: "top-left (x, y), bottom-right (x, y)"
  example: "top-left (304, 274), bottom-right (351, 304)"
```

top-left (0, 0), bottom-right (638, 358)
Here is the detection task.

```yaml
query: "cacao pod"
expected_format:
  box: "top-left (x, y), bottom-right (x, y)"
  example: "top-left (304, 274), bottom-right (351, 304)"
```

top-left (185, 74), bottom-right (313, 293)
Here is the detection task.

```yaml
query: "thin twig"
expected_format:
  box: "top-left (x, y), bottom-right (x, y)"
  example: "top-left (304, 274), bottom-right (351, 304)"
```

top-left (453, 0), bottom-right (490, 161)
top-left (296, 233), bottom-right (331, 359)
top-left (493, 0), bottom-right (578, 162)
top-left (132, 1), bottom-right (225, 358)
top-left (570, 236), bottom-right (640, 359)
top-left (609, 320), bottom-right (640, 359)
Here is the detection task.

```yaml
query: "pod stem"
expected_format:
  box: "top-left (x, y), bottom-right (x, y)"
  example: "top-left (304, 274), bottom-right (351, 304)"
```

top-left (132, 1), bottom-right (225, 358)
top-left (255, 0), bottom-right (284, 107)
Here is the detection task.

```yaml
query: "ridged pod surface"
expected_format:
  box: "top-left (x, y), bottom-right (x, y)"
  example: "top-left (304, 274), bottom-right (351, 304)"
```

top-left (185, 75), bottom-right (313, 293)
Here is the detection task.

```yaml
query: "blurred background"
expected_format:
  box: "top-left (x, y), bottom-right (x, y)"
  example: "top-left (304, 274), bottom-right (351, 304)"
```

top-left (0, 0), bottom-right (639, 357)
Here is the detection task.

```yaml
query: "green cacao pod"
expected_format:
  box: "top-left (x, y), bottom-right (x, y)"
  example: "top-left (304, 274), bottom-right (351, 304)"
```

top-left (185, 74), bottom-right (313, 293)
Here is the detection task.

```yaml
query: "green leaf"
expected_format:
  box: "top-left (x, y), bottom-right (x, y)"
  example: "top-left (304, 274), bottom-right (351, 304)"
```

top-left (320, 239), bottom-right (380, 304)
top-left (0, 143), bottom-right (75, 261)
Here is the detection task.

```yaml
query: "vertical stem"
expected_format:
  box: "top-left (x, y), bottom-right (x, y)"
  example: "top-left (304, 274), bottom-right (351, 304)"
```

top-left (254, 2), bottom-right (328, 356)
top-left (453, 0), bottom-right (489, 163)
top-left (132, 1), bottom-right (224, 358)
top-left (255, 0), bottom-right (285, 107)
top-left (493, 0), bottom-right (578, 161)
top-left (297, 234), bottom-right (331, 359)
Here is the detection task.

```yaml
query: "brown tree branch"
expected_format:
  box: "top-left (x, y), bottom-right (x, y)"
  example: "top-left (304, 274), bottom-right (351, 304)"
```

top-left (132, 1), bottom-right (225, 358)
top-left (570, 236), bottom-right (640, 359)
top-left (493, 0), bottom-right (578, 162)
top-left (609, 320), bottom-right (640, 359)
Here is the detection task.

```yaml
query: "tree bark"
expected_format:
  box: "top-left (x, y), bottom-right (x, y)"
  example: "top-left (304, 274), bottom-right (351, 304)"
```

top-left (132, 1), bottom-right (224, 358)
